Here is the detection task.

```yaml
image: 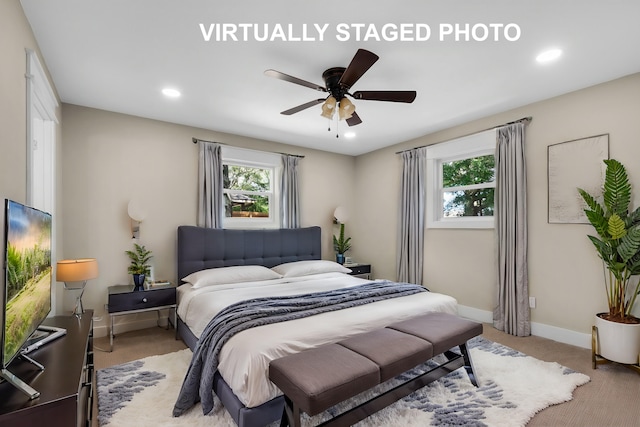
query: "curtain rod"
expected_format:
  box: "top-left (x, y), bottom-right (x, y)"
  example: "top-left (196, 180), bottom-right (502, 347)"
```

top-left (192, 137), bottom-right (305, 158)
top-left (192, 137), bottom-right (222, 144)
top-left (395, 116), bottom-right (532, 155)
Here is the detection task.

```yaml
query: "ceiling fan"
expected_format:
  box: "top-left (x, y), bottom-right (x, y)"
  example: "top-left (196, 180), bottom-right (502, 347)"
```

top-left (264, 49), bottom-right (417, 127)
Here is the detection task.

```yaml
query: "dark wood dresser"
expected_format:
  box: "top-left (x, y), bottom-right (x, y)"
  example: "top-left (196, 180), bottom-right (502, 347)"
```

top-left (0, 311), bottom-right (94, 427)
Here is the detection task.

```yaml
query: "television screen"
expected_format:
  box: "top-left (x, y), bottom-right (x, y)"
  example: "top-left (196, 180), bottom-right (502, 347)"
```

top-left (1, 199), bottom-right (52, 369)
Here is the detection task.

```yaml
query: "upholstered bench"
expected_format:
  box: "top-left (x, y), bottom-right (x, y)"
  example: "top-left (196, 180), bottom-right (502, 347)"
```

top-left (269, 312), bottom-right (482, 427)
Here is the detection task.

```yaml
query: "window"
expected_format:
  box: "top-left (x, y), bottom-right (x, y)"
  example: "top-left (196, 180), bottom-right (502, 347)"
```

top-left (26, 49), bottom-right (58, 213)
top-left (26, 49), bottom-right (59, 313)
top-left (221, 146), bottom-right (281, 228)
top-left (426, 130), bottom-right (496, 229)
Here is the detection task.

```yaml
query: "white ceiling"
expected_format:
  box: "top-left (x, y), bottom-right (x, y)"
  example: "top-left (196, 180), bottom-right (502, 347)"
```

top-left (20, 1), bottom-right (640, 156)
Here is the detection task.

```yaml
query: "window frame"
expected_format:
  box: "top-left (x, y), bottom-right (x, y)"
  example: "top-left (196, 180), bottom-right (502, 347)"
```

top-left (221, 146), bottom-right (281, 229)
top-left (426, 129), bottom-right (496, 229)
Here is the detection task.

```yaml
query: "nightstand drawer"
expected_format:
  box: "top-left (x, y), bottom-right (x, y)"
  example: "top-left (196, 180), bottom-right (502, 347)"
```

top-left (347, 264), bottom-right (371, 276)
top-left (108, 287), bottom-right (176, 313)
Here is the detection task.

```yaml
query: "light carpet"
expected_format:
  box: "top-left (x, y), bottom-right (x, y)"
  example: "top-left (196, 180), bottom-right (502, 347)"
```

top-left (97, 337), bottom-right (589, 427)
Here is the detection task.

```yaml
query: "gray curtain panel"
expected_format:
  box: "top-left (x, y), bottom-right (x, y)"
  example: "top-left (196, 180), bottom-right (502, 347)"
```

top-left (493, 123), bottom-right (530, 336)
top-left (280, 154), bottom-right (300, 228)
top-left (197, 141), bottom-right (223, 228)
top-left (397, 147), bottom-right (428, 284)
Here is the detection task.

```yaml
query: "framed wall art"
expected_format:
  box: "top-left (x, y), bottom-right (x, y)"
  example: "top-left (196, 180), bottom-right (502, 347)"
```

top-left (548, 134), bottom-right (609, 224)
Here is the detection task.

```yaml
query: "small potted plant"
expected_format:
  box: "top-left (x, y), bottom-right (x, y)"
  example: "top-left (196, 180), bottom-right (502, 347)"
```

top-left (333, 223), bottom-right (352, 265)
top-left (578, 159), bottom-right (640, 365)
top-left (125, 243), bottom-right (152, 291)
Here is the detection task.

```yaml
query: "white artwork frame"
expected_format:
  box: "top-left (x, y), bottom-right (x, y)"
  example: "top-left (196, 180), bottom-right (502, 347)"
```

top-left (548, 134), bottom-right (609, 224)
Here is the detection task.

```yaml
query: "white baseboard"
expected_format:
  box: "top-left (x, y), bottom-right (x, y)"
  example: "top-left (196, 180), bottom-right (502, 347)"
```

top-left (457, 305), bottom-right (493, 323)
top-left (457, 305), bottom-right (591, 349)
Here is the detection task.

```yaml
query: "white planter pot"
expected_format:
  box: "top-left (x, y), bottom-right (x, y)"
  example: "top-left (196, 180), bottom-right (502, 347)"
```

top-left (595, 314), bottom-right (640, 365)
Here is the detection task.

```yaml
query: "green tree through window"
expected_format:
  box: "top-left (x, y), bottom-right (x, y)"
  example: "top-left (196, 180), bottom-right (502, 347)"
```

top-left (223, 164), bottom-right (272, 217)
top-left (442, 155), bottom-right (495, 217)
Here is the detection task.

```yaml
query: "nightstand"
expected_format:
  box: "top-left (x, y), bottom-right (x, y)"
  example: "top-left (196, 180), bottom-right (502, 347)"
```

top-left (345, 263), bottom-right (371, 280)
top-left (107, 284), bottom-right (177, 352)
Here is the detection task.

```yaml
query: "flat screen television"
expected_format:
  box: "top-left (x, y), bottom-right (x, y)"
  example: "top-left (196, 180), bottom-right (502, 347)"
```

top-left (0, 199), bottom-right (64, 399)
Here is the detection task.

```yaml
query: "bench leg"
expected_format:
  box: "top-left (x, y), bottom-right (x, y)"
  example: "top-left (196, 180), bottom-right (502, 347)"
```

top-left (279, 404), bottom-right (288, 427)
top-left (281, 396), bottom-right (302, 427)
top-left (459, 342), bottom-right (479, 387)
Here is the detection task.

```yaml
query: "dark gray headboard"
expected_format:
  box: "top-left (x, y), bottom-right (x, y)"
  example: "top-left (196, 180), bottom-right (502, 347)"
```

top-left (177, 226), bottom-right (322, 284)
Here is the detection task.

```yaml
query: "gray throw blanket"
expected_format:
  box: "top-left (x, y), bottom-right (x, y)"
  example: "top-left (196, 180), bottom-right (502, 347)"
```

top-left (172, 280), bottom-right (425, 416)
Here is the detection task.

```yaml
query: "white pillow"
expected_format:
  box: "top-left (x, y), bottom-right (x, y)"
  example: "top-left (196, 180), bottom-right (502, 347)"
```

top-left (271, 260), bottom-right (351, 278)
top-left (183, 265), bottom-right (282, 288)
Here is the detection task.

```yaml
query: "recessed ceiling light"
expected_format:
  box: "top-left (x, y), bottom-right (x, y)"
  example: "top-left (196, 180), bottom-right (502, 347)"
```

top-left (162, 88), bottom-right (181, 98)
top-left (344, 132), bottom-right (356, 139)
top-left (536, 48), bottom-right (562, 63)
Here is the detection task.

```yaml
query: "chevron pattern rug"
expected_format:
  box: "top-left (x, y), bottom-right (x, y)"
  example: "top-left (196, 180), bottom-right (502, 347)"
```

top-left (97, 336), bottom-right (589, 427)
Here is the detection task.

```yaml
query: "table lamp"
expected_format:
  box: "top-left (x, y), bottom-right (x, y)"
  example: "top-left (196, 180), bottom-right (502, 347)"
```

top-left (56, 258), bottom-right (99, 316)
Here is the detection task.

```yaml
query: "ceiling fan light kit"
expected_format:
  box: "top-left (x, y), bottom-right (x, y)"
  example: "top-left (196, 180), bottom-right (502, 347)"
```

top-left (320, 96), bottom-right (337, 119)
top-left (337, 97), bottom-right (355, 120)
top-left (265, 48), bottom-right (417, 130)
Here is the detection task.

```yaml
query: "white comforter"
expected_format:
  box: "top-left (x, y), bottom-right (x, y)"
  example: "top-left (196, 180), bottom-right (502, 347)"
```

top-left (177, 272), bottom-right (458, 408)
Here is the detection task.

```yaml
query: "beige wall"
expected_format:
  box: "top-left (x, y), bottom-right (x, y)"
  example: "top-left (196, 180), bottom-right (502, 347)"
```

top-left (0, 0), bottom-right (64, 313)
top-left (354, 72), bottom-right (640, 339)
top-left (61, 104), bottom-right (356, 332)
top-left (1, 0), bottom-right (33, 207)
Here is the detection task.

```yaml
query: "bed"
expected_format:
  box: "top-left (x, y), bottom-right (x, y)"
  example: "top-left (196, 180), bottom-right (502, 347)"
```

top-left (174, 225), bottom-right (458, 427)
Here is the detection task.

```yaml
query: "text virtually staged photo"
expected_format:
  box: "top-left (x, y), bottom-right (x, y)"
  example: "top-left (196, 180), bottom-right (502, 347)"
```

top-left (1, 1), bottom-right (640, 426)
top-left (196, 22), bottom-right (522, 43)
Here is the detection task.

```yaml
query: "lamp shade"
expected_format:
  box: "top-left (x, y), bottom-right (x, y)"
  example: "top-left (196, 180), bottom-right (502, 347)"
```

top-left (127, 200), bottom-right (147, 222)
top-left (334, 206), bottom-right (349, 223)
top-left (320, 96), bottom-right (337, 119)
top-left (56, 259), bottom-right (99, 282)
top-left (338, 97), bottom-right (355, 120)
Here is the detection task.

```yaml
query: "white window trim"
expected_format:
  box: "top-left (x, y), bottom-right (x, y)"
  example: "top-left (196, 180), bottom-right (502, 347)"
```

top-left (426, 129), bottom-right (496, 229)
top-left (221, 146), bottom-right (281, 229)
top-left (25, 49), bottom-right (59, 315)
top-left (26, 49), bottom-right (58, 207)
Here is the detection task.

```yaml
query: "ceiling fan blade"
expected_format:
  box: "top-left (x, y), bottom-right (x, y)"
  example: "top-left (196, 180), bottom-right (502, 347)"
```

top-left (338, 49), bottom-right (379, 89)
top-left (265, 69), bottom-right (326, 92)
top-left (352, 90), bottom-right (417, 103)
top-left (280, 99), bottom-right (325, 115)
top-left (346, 112), bottom-right (362, 126)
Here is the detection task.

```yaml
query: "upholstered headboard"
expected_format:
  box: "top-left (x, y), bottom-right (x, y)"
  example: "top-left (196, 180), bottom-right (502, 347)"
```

top-left (176, 226), bottom-right (322, 284)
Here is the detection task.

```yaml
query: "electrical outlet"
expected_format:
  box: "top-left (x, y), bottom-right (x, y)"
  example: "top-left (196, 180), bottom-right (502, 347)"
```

top-left (529, 297), bottom-right (536, 309)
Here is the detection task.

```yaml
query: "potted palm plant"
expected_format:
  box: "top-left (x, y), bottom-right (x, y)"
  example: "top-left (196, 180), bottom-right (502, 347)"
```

top-left (333, 223), bottom-right (352, 265)
top-left (125, 243), bottom-right (153, 291)
top-left (578, 159), bottom-right (640, 364)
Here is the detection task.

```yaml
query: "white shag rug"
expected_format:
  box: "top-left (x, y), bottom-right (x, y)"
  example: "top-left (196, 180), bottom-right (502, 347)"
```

top-left (97, 337), bottom-right (589, 427)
